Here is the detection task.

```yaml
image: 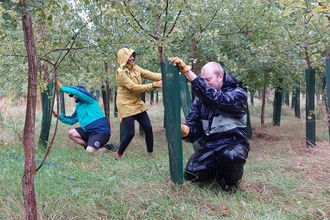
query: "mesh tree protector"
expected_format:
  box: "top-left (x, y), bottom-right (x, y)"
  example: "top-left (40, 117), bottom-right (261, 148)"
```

top-left (60, 91), bottom-right (65, 115)
top-left (161, 61), bottom-right (183, 184)
top-left (38, 82), bottom-right (55, 147)
top-left (326, 58), bottom-right (330, 142)
top-left (179, 75), bottom-right (192, 118)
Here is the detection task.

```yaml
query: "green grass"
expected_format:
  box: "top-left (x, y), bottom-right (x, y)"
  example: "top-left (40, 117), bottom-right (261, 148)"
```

top-left (0, 96), bottom-right (330, 219)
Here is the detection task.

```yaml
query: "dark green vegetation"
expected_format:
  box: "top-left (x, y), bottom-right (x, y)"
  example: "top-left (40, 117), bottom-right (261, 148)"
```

top-left (0, 96), bottom-right (329, 219)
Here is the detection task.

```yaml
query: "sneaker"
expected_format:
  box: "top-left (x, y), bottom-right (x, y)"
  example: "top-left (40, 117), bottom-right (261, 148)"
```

top-left (114, 152), bottom-right (121, 160)
top-left (148, 152), bottom-right (155, 159)
top-left (104, 143), bottom-right (117, 152)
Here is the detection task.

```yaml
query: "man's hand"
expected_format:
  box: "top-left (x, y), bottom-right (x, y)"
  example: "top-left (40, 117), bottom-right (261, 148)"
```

top-left (181, 124), bottom-right (189, 137)
top-left (56, 80), bottom-right (62, 92)
top-left (152, 80), bottom-right (162, 88)
top-left (171, 57), bottom-right (192, 82)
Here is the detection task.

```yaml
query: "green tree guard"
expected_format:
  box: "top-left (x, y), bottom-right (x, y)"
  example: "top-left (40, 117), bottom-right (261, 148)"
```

top-left (242, 87), bottom-right (252, 138)
top-left (306, 68), bottom-right (316, 147)
top-left (60, 91), bottom-right (65, 114)
top-left (139, 93), bottom-right (145, 135)
top-left (179, 75), bottom-right (192, 118)
top-left (284, 92), bottom-right (290, 106)
top-left (292, 86), bottom-right (300, 118)
top-left (95, 90), bottom-right (100, 100)
top-left (101, 85), bottom-right (107, 110)
top-left (114, 91), bottom-right (118, 117)
top-left (246, 105), bottom-right (253, 139)
top-left (150, 90), bottom-right (154, 105)
top-left (115, 90), bottom-right (126, 140)
top-left (273, 86), bottom-right (282, 126)
top-left (291, 92), bottom-right (295, 108)
top-left (322, 76), bottom-right (327, 116)
top-left (38, 82), bottom-right (55, 147)
top-left (239, 85), bottom-right (253, 139)
top-left (120, 123), bottom-right (126, 142)
top-left (101, 84), bottom-right (110, 123)
top-left (250, 91), bottom-right (254, 106)
top-left (161, 61), bottom-right (183, 185)
top-left (325, 58), bottom-right (330, 143)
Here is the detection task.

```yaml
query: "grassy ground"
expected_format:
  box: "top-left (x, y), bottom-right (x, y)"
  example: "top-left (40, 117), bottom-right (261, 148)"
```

top-left (0, 95), bottom-right (329, 219)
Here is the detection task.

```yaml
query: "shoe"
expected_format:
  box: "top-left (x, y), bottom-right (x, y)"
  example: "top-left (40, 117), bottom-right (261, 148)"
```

top-left (222, 184), bottom-right (237, 194)
top-left (114, 152), bottom-right (121, 160)
top-left (218, 178), bottom-right (238, 194)
top-left (104, 143), bottom-right (117, 152)
top-left (148, 152), bottom-right (155, 159)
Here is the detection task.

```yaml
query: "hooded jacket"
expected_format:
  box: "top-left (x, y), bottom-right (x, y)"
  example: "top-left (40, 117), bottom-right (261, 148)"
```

top-left (183, 72), bottom-right (250, 153)
top-left (59, 85), bottom-right (110, 134)
top-left (116, 48), bottom-right (162, 122)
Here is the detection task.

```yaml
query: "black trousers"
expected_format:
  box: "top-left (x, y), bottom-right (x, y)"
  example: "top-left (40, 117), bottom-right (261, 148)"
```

top-left (117, 111), bottom-right (153, 155)
top-left (184, 140), bottom-right (249, 186)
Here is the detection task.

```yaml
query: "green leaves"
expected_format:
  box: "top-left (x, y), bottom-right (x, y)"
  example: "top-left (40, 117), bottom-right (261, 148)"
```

top-left (2, 12), bottom-right (11, 21)
top-left (1, 0), bottom-right (15, 11)
top-left (0, 0), bottom-right (328, 96)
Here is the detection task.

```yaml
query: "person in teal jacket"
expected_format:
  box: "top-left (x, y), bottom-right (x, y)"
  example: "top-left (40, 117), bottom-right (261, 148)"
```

top-left (53, 82), bottom-right (114, 153)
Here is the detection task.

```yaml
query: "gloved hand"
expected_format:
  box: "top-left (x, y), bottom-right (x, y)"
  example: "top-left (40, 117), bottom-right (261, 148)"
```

top-left (56, 80), bottom-right (62, 92)
top-left (171, 57), bottom-right (192, 82)
top-left (152, 80), bottom-right (162, 88)
top-left (181, 124), bottom-right (189, 137)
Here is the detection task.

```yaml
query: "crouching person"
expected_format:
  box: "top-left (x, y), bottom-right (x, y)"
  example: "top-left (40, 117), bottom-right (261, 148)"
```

top-left (171, 58), bottom-right (250, 193)
top-left (53, 81), bottom-right (115, 154)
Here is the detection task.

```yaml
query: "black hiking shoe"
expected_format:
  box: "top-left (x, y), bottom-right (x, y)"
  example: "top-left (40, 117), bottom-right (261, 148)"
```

top-left (221, 184), bottom-right (237, 194)
top-left (218, 178), bottom-right (240, 194)
top-left (104, 143), bottom-right (117, 152)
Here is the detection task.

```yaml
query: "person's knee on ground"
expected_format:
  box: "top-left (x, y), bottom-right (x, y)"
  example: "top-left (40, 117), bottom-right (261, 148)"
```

top-left (184, 166), bottom-right (216, 182)
top-left (86, 145), bottom-right (110, 154)
top-left (216, 144), bottom-right (248, 186)
top-left (85, 146), bottom-right (97, 153)
top-left (184, 149), bottom-right (217, 182)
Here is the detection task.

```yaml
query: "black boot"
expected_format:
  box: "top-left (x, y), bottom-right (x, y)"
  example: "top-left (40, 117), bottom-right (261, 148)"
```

top-left (104, 143), bottom-right (117, 152)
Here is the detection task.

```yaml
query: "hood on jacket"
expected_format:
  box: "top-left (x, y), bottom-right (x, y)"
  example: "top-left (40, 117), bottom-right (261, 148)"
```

top-left (117, 48), bottom-right (135, 66)
top-left (222, 72), bottom-right (239, 92)
top-left (68, 84), bottom-right (95, 100)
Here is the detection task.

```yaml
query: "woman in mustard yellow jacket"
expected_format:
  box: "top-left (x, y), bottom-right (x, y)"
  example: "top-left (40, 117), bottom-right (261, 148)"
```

top-left (115, 48), bottom-right (162, 160)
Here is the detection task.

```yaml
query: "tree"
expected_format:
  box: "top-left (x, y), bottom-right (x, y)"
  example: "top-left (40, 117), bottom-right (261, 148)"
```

top-left (279, 0), bottom-right (330, 146)
top-left (19, 0), bottom-right (38, 218)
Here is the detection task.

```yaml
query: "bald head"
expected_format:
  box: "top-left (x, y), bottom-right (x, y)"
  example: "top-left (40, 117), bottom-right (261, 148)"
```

top-left (200, 62), bottom-right (224, 90)
top-left (201, 62), bottom-right (224, 77)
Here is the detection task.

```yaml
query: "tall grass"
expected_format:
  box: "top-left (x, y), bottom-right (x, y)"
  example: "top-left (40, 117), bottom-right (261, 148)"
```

top-left (0, 95), bottom-right (329, 219)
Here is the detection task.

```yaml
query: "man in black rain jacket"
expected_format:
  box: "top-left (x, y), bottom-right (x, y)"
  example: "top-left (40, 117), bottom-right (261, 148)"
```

top-left (171, 58), bottom-right (250, 193)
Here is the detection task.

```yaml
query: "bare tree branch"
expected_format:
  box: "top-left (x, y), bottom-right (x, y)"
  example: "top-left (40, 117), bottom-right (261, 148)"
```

top-left (166, 10), bottom-right (181, 36)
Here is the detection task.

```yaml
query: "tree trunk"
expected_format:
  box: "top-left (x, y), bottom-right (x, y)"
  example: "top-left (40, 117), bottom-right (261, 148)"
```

top-left (190, 37), bottom-right (198, 100)
top-left (21, 7), bottom-right (38, 220)
top-left (153, 0), bottom-right (164, 62)
top-left (273, 87), bottom-right (282, 126)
